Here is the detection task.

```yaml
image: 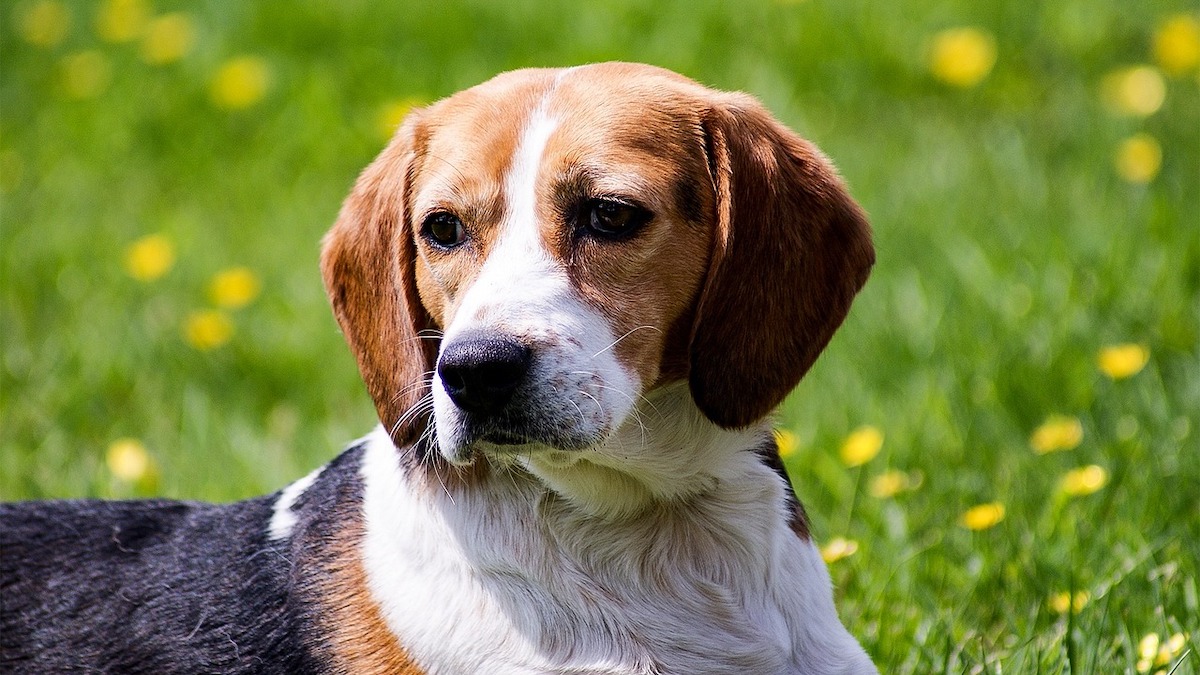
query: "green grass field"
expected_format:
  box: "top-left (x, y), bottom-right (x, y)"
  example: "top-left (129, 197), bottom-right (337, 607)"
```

top-left (3, 0), bottom-right (1198, 671)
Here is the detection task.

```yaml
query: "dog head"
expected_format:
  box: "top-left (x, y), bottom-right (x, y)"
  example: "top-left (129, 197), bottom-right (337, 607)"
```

top-left (322, 63), bottom-right (872, 504)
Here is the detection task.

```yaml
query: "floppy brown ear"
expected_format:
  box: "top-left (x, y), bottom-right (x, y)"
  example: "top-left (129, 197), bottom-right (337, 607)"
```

top-left (689, 95), bottom-right (874, 429)
top-left (320, 115), bottom-right (438, 447)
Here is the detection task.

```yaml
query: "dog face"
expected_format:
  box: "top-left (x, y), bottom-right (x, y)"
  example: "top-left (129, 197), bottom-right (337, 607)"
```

top-left (322, 63), bottom-right (873, 478)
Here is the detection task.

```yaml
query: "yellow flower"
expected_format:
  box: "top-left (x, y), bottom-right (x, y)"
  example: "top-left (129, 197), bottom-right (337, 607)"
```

top-left (209, 267), bottom-right (261, 309)
top-left (95, 0), bottom-right (149, 43)
top-left (1160, 633), bottom-right (1187, 664)
top-left (123, 233), bottom-right (175, 281)
top-left (140, 13), bottom-right (195, 65)
top-left (210, 56), bottom-right (271, 110)
top-left (376, 97), bottom-right (423, 141)
top-left (1098, 343), bottom-right (1150, 378)
top-left (1048, 590), bottom-right (1089, 614)
top-left (774, 428), bottom-right (799, 459)
top-left (1060, 465), bottom-right (1109, 496)
top-left (1154, 14), bottom-right (1200, 76)
top-left (1114, 135), bottom-right (1163, 185)
top-left (929, 27), bottom-right (998, 88)
top-left (820, 537), bottom-right (858, 563)
top-left (61, 50), bottom-right (112, 100)
top-left (106, 438), bottom-right (151, 482)
top-left (960, 502), bottom-right (1005, 530)
top-left (1102, 66), bottom-right (1166, 117)
top-left (18, 0), bottom-right (70, 47)
top-left (184, 310), bottom-right (234, 350)
top-left (840, 425), bottom-right (883, 467)
top-left (869, 470), bottom-right (912, 498)
top-left (1030, 415), bottom-right (1083, 454)
top-left (1139, 633), bottom-right (1161, 661)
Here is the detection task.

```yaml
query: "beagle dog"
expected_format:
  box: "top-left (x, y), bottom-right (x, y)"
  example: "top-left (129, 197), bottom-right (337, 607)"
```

top-left (1, 63), bottom-right (876, 674)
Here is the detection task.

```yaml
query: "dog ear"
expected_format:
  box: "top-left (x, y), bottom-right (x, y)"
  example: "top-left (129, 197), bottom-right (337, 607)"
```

top-left (689, 96), bottom-right (874, 429)
top-left (321, 114), bottom-right (438, 447)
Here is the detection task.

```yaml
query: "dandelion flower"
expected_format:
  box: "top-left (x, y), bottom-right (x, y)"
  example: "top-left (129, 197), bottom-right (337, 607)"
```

top-left (1154, 14), bottom-right (1200, 76)
top-left (106, 438), bottom-right (151, 482)
top-left (869, 470), bottom-right (912, 498)
top-left (210, 56), bottom-right (271, 110)
top-left (929, 27), bottom-right (997, 88)
top-left (820, 537), bottom-right (858, 563)
top-left (123, 233), bottom-right (175, 281)
top-left (376, 97), bottom-right (423, 141)
top-left (1102, 66), bottom-right (1166, 117)
top-left (18, 0), bottom-right (70, 48)
top-left (1161, 633), bottom-right (1187, 664)
top-left (1098, 343), bottom-right (1150, 379)
top-left (840, 425), bottom-right (883, 467)
top-left (184, 310), bottom-right (234, 350)
top-left (960, 502), bottom-right (1005, 530)
top-left (774, 428), bottom-right (799, 459)
top-left (1048, 590), bottom-right (1089, 614)
top-left (1114, 135), bottom-right (1162, 184)
top-left (95, 0), bottom-right (148, 43)
top-left (61, 51), bottom-right (112, 100)
top-left (1030, 415), bottom-right (1083, 454)
top-left (1139, 633), bottom-right (1161, 664)
top-left (1060, 465), bottom-right (1109, 496)
top-left (209, 267), bottom-right (261, 309)
top-left (140, 13), bottom-right (195, 65)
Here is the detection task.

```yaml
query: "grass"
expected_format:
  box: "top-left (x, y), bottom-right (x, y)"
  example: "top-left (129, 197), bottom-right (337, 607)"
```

top-left (2, 0), bottom-right (1197, 671)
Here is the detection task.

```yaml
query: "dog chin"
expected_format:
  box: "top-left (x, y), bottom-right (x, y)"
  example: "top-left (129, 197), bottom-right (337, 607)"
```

top-left (436, 420), bottom-right (603, 466)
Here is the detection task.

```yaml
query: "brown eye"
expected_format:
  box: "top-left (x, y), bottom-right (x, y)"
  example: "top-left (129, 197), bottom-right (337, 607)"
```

top-left (422, 212), bottom-right (466, 248)
top-left (585, 199), bottom-right (650, 239)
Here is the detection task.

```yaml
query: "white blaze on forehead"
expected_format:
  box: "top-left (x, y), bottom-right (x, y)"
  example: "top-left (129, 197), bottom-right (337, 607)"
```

top-left (442, 91), bottom-right (563, 336)
top-left (505, 104), bottom-right (559, 247)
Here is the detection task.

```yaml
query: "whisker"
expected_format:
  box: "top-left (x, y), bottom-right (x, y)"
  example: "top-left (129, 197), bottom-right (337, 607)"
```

top-left (577, 390), bottom-right (604, 416)
top-left (590, 325), bottom-right (661, 359)
top-left (388, 391), bottom-right (435, 438)
top-left (390, 372), bottom-right (437, 404)
top-left (566, 397), bottom-right (588, 428)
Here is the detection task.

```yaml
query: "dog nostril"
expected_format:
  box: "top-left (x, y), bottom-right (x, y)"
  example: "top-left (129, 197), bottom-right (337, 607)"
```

top-left (437, 335), bottom-right (532, 415)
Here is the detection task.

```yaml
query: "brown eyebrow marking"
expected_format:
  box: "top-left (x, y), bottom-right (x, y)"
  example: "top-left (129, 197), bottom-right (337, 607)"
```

top-left (549, 164), bottom-right (598, 215)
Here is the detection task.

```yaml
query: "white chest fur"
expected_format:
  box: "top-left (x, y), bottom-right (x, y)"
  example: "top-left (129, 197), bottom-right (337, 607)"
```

top-left (354, 428), bottom-right (875, 675)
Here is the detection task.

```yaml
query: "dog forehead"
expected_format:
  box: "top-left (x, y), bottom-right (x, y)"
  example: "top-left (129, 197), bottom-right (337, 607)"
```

top-left (417, 65), bottom-right (711, 190)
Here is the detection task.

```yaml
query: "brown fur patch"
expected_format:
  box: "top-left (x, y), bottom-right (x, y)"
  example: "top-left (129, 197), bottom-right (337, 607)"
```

top-left (317, 525), bottom-right (427, 675)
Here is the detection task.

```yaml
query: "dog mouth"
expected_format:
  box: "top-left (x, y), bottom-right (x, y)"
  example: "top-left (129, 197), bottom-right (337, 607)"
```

top-left (440, 413), bottom-right (601, 464)
top-left (481, 429), bottom-right (533, 446)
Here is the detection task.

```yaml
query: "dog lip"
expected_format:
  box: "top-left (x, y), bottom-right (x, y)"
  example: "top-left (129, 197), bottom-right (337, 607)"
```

top-left (482, 430), bottom-right (531, 445)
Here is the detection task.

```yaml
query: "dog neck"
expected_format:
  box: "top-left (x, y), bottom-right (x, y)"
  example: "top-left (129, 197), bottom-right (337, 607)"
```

top-left (353, 389), bottom-right (829, 673)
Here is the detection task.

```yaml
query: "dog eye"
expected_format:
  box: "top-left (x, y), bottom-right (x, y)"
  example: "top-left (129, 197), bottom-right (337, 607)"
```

top-left (585, 199), bottom-right (650, 239)
top-left (422, 212), bottom-right (466, 248)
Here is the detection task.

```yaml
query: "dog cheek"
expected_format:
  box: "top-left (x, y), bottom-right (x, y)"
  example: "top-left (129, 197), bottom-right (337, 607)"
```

top-left (414, 257), bottom-right (449, 328)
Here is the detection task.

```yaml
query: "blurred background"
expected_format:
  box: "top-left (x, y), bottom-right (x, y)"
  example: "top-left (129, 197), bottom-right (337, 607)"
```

top-left (2, 0), bottom-right (1197, 671)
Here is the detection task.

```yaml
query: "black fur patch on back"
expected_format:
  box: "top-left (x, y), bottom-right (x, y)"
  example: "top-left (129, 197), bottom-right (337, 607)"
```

top-left (0, 443), bottom-right (369, 674)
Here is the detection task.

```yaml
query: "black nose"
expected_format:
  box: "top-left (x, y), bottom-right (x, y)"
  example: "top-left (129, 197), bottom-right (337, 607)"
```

top-left (437, 335), bottom-right (532, 415)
